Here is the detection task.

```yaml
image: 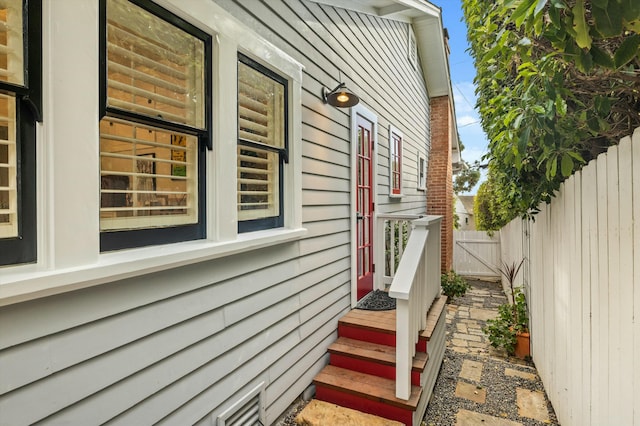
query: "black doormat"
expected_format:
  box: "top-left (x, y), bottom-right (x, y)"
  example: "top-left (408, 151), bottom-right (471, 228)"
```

top-left (356, 289), bottom-right (396, 311)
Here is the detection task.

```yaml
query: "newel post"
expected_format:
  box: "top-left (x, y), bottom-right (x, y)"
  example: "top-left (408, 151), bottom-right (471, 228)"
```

top-left (395, 297), bottom-right (412, 400)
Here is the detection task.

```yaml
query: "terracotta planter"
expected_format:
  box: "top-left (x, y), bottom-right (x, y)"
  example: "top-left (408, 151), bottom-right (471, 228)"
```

top-left (514, 331), bottom-right (530, 359)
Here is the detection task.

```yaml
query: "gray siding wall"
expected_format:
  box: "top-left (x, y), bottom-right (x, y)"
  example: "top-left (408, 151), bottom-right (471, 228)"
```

top-left (0, 1), bottom-right (432, 424)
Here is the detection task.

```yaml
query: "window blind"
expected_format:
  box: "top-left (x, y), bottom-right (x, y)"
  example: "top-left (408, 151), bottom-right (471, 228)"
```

top-left (99, 119), bottom-right (197, 231)
top-left (106, 0), bottom-right (204, 129)
top-left (0, 0), bottom-right (20, 239)
top-left (237, 61), bottom-right (285, 222)
top-left (0, 0), bottom-right (23, 86)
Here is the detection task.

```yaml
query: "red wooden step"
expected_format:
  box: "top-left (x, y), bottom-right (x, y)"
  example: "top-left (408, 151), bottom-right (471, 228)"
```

top-left (338, 309), bottom-right (427, 352)
top-left (328, 337), bottom-right (427, 386)
top-left (314, 365), bottom-right (421, 426)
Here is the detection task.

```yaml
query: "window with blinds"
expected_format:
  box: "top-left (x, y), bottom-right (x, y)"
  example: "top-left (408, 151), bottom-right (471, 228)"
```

top-left (0, 94), bottom-right (16, 238)
top-left (237, 56), bottom-right (287, 231)
top-left (100, 0), bottom-right (208, 241)
top-left (105, 0), bottom-right (204, 129)
top-left (0, 0), bottom-right (22, 239)
top-left (100, 118), bottom-right (198, 231)
top-left (390, 127), bottom-right (403, 195)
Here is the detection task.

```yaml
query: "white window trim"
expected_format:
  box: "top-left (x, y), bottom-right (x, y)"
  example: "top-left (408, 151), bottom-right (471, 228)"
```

top-left (388, 124), bottom-right (403, 198)
top-left (417, 151), bottom-right (427, 191)
top-left (0, 0), bottom-right (305, 306)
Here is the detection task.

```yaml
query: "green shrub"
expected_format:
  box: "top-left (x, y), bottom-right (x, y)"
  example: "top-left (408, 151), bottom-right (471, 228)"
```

top-left (483, 286), bottom-right (529, 355)
top-left (440, 270), bottom-right (469, 301)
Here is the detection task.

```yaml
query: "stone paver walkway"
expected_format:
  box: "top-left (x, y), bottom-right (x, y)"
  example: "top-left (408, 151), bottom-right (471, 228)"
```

top-left (424, 279), bottom-right (559, 426)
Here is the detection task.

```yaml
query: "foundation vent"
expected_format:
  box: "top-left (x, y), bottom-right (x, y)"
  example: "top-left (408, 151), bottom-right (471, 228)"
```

top-left (217, 383), bottom-right (265, 426)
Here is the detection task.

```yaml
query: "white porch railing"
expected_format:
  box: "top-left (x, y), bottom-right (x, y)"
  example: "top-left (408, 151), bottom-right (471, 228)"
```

top-left (384, 215), bottom-right (442, 400)
top-left (375, 214), bottom-right (423, 291)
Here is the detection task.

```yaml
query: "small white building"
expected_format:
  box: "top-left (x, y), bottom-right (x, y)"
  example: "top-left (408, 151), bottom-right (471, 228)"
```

top-left (455, 194), bottom-right (476, 230)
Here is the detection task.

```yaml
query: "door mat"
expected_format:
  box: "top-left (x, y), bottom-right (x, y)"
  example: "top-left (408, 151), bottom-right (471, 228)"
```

top-left (355, 290), bottom-right (396, 311)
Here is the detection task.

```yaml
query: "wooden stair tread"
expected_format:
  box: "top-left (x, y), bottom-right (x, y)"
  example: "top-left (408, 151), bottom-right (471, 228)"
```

top-left (314, 365), bottom-right (422, 410)
top-left (339, 309), bottom-right (396, 334)
top-left (420, 296), bottom-right (448, 341)
top-left (329, 337), bottom-right (428, 371)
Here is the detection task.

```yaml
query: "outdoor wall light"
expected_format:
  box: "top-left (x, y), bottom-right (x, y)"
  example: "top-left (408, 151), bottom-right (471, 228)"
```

top-left (322, 82), bottom-right (360, 108)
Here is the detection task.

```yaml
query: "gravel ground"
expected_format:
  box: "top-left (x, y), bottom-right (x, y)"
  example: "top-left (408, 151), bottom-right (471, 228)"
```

top-left (273, 397), bottom-right (308, 426)
top-left (423, 349), bottom-right (558, 426)
top-left (424, 279), bottom-right (559, 426)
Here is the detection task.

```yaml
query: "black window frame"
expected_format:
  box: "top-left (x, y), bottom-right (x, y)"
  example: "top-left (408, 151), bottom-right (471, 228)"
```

top-left (237, 53), bottom-right (288, 233)
top-left (0, 0), bottom-right (42, 267)
top-left (98, 0), bottom-right (212, 252)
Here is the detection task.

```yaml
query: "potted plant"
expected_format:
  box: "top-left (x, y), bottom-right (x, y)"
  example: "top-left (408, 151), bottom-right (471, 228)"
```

top-left (483, 259), bottom-right (530, 358)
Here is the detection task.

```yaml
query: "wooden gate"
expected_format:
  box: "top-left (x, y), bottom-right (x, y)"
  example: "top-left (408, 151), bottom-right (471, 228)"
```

top-left (453, 230), bottom-right (500, 278)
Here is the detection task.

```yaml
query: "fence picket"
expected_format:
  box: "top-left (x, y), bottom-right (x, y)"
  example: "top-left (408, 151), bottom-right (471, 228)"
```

top-left (632, 128), bottom-right (640, 426)
top-left (618, 137), bottom-right (634, 426)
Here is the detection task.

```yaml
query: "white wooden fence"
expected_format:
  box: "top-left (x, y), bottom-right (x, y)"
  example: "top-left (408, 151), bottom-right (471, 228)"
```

top-left (452, 230), bottom-right (500, 278)
top-left (501, 127), bottom-right (640, 426)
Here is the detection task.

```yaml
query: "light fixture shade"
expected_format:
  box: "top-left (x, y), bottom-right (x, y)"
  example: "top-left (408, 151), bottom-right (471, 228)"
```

top-left (323, 83), bottom-right (360, 108)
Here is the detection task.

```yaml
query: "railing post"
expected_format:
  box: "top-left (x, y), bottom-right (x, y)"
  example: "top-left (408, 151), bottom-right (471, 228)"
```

top-left (395, 298), bottom-right (411, 400)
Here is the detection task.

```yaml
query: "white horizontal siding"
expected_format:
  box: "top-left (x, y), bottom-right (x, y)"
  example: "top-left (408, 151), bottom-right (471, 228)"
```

top-left (0, 0), bottom-right (434, 424)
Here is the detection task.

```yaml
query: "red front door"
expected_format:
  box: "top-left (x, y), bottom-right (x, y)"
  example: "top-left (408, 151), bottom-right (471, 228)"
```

top-left (356, 114), bottom-right (374, 301)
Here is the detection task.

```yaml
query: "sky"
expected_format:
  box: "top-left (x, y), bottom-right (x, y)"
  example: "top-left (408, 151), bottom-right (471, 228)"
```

top-left (438, 0), bottom-right (489, 194)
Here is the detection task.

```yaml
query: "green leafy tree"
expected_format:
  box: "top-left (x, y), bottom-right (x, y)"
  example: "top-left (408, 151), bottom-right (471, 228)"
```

top-left (474, 167), bottom-right (515, 233)
top-left (453, 162), bottom-right (482, 194)
top-left (463, 0), bottom-right (640, 219)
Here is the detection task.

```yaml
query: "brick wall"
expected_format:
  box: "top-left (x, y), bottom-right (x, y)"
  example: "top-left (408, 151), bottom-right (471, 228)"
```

top-left (427, 95), bottom-right (453, 273)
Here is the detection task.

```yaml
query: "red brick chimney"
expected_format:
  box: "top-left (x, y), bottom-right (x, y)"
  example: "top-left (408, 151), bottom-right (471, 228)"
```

top-left (427, 95), bottom-right (453, 273)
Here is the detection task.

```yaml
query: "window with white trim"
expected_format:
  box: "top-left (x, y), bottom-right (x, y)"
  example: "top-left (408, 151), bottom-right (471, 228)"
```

top-left (389, 125), bottom-right (403, 196)
top-left (417, 151), bottom-right (426, 191)
top-left (237, 54), bottom-right (287, 232)
top-left (0, 0), bottom-right (41, 266)
top-left (99, 0), bottom-right (211, 251)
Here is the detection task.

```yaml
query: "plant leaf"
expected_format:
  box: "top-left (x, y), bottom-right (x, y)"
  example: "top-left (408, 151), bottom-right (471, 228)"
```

top-left (614, 33), bottom-right (640, 68)
top-left (592, 3), bottom-right (623, 37)
top-left (573, 0), bottom-right (592, 49)
top-left (534, 0), bottom-right (548, 16)
top-left (590, 45), bottom-right (615, 68)
top-left (555, 97), bottom-right (567, 116)
top-left (561, 154), bottom-right (573, 177)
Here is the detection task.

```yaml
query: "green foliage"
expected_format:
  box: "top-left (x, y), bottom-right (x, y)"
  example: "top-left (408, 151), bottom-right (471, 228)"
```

top-left (453, 163), bottom-right (482, 194)
top-left (441, 270), bottom-right (470, 301)
top-left (385, 221), bottom-right (409, 275)
top-left (473, 168), bottom-right (515, 233)
top-left (484, 302), bottom-right (518, 354)
top-left (463, 0), bottom-right (640, 218)
top-left (483, 287), bottom-right (529, 355)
